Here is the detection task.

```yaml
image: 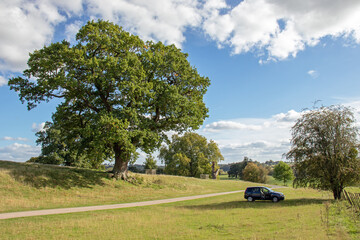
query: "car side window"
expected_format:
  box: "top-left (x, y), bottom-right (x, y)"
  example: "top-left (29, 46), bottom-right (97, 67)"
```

top-left (253, 187), bottom-right (260, 193)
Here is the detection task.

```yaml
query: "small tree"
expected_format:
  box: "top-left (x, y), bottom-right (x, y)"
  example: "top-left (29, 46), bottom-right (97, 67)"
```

top-left (228, 163), bottom-right (241, 178)
top-left (273, 161), bottom-right (294, 185)
top-left (242, 162), bottom-right (268, 183)
top-left (286, 105), bottom-right (360, 200)
top-left (144, 155), bottom-right (157, 170)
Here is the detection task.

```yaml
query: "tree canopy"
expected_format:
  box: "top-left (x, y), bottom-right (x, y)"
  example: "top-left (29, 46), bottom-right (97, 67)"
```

top-left (286, 105), bottom-right (360, 199)
top-left (9, 20), bottom-right (210, 179)
top-left (272, 161), bottom-right (294, 185)
top-left (227, 157), bottom-right (250, 179)
top-left (159, 132), bottom-right (223, 178)
top-left (242, 162), bottom-right (268, 183)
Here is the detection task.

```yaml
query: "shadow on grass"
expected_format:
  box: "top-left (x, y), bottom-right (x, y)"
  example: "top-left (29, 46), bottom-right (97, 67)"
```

top-left (0, 160), bottom-right (107, 189)
top-left (180, 198), bottom-right (331, 210)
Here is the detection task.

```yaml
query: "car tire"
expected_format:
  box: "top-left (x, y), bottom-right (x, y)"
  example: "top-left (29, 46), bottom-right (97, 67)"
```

top-left (272, 196), bottom-right (279, 203)
top-left (247, 196), bottom-right (254, 202)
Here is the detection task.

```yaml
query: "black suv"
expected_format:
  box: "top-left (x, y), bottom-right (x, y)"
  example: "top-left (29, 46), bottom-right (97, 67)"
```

top-left (244, 186), bottom-right (285, 202)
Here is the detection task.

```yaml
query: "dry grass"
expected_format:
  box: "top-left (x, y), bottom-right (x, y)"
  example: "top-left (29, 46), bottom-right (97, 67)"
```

top-left (1, 160), bottom-right (358, 239)
top-left (1, 188), bottom-right (345, 240)
top-left (0, 160), bottom-right (259, 213)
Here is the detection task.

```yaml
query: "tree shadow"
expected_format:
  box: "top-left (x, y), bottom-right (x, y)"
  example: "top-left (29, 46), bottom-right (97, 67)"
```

top-left (180, 198), bottom-right (331, 211)
top-left (0, 160), bottom-right (106, 189)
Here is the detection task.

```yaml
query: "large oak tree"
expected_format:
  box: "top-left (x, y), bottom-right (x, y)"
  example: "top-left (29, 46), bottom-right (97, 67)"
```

top-left (286, 105), bottom-right (360, 199)
top-left (9, 20), bottom-right (210, 180)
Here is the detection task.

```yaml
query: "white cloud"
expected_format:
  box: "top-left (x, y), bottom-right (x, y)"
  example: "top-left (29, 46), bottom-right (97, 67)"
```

top-left (0, 143), bottom-right (40, 161)
top-left (87, 0), bottom-right (203, 47)
top-left (65, 20), bottom-right (83, 44)
top-left (307, 70), bottom-right (319, 78)
top-left (2, 136), bottom-right (29, 142)
top-left (0, 0), bottom-right (83, 72)
top-left (220, 141), bottom-right (290, 163)
top-left (272, 110), bottom-right (302, 122)
top-left (0, 75), bottom-right (7, 86)
top-left (200, 109), bottom-right (304, 163)
top-left (202, 0), bottom-right (360, 61)
top-left (268, 20), bottom-right (305, 60)
top-left (1, 0), bottom-right (360, 74)
top-left (204, 110), bottom-right (301, 133)
top-left (0, 0), bottom-right (64, 72)
top-left (204, 121), bottom-right (262, 132)
top-left (201, 103), bottom-right (360, 163)
top-left (31, 122), bottom-right (46, 133)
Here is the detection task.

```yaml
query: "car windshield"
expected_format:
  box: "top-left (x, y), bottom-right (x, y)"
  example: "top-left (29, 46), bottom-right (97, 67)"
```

top-left (264, 187), bottom-right (274, 192)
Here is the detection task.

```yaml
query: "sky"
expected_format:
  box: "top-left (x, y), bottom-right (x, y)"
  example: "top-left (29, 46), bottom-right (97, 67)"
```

top-left (1, 0), bottom-right (360, 164)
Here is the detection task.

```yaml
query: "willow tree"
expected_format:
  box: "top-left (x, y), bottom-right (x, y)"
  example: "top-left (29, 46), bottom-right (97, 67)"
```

top-left (286, 105), bottom-right (360, 199)
top-left (8, 20), bottom-right (210, 180)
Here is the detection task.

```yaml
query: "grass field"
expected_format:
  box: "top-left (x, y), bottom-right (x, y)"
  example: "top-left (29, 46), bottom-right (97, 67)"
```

top-left (218, 174), bottom-right (293, 187)
top-left (0, 160), bottom-right (261, 213)
top-left (1, 188), bottom-right (355, 240)
top-left (1, 160), bottom-right (359, 239)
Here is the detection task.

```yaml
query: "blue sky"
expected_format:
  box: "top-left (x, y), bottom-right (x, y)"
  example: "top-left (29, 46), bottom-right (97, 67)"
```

top-left (1, 0), bottom-right (360, 164)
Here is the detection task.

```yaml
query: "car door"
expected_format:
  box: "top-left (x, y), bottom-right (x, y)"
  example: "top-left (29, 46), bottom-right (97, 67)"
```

top-left (262, 188), bottom-right (272, 200)
top-left (252, 187), bottom-right (261, 200)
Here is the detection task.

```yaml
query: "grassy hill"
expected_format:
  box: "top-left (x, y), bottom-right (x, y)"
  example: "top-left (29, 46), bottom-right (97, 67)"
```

top-left (1, 160), bottom-right (359, 239)
top-left (0, 160), bottom-right (259, 213)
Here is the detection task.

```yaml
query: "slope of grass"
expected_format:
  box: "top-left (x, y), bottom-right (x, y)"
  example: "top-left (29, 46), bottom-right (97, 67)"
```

top-left (0, 160), bottom-right (260, 213)
top-left (2, 160), bottom-right (359, 239)
top-left (1, 187), bottom-right (340, 240)
top-left (267, 175), bottom-right (293, 187)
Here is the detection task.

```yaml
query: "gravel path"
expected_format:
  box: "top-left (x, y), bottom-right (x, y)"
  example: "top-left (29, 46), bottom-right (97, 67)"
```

top-left (0, 185), bottom-right (287, 220)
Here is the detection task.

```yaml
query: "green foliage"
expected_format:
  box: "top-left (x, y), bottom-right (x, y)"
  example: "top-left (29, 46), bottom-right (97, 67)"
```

top-left (8, 20), bottom-right (210, 179)
top-left (159, 132), bottom-right (223, 178)
top-left (33, 121), bottom-right (106, 169)
top-left (273, 161), bottom-right (294, 185)
top-left (242, 162), bottom-right (268, 183)
top-left (144, 155), bottom-right (157, 170)
top-left (287, 105), bottom-right (360, 199)
top-left (27, 156), bottom-right (62, 165)
top-left (227, 157), bottom-right (250, 179)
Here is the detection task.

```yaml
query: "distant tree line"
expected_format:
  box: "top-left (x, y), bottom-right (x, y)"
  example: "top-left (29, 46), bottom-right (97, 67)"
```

top-left (221, 157), bottom-right (294, 184)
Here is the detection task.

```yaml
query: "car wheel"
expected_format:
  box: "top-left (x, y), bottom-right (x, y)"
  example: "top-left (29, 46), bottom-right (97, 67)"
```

top-left (272, 197), bottom-right (279, 203)
top-left (247, 196), bottom-right (254, 202)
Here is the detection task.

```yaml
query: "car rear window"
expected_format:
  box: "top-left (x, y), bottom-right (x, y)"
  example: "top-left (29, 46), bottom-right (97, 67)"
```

top-left (246, 188), bottom-right (254, 193)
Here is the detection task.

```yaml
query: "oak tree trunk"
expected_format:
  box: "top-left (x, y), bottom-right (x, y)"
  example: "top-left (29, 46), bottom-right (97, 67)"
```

top-left (112, 143), bottom-right (129, 180)
top-left (211, 161), bottom-right (219, 179)
top-left (113, 158), bottom-right (128, 180)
